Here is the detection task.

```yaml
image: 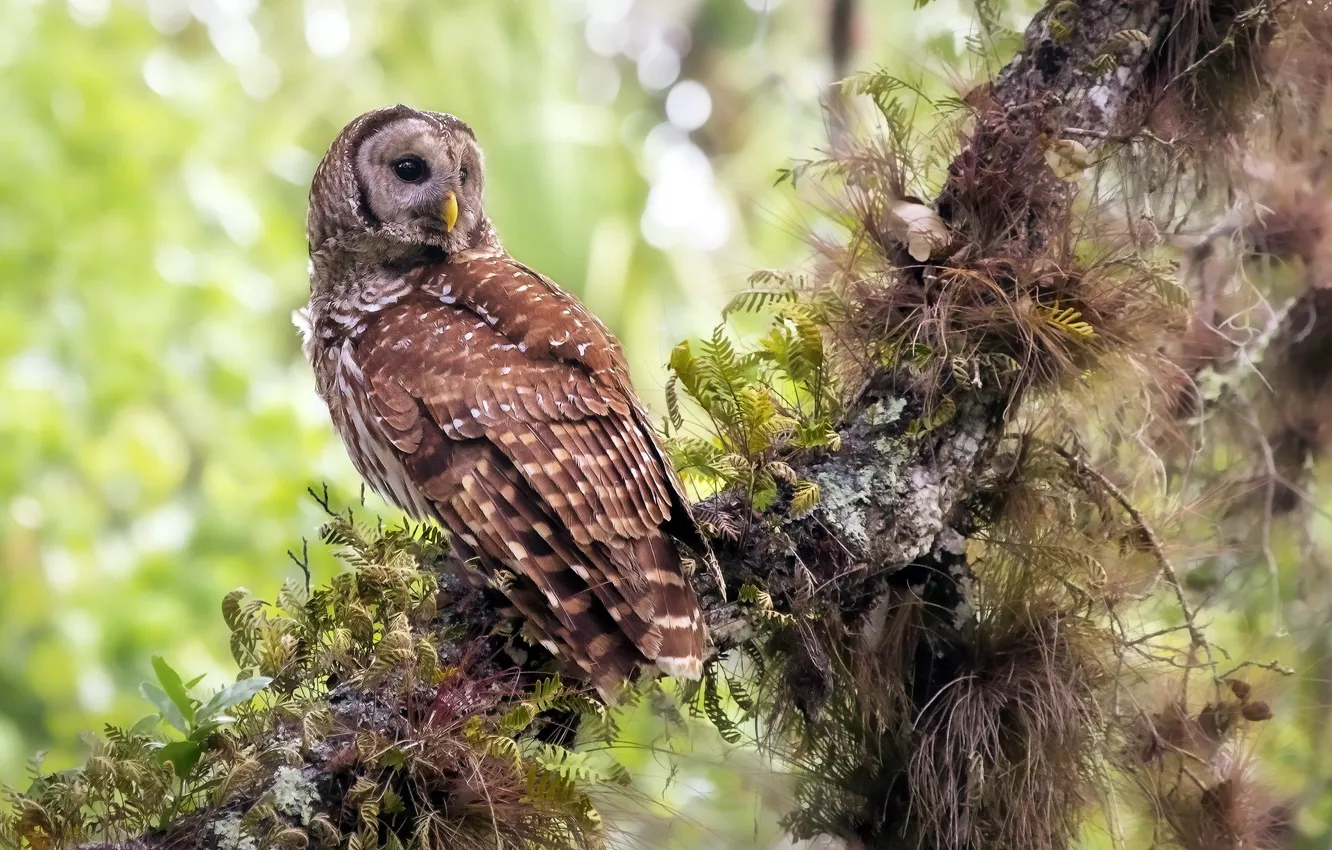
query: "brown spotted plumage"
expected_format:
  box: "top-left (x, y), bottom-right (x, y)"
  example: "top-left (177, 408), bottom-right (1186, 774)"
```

top-left (296, 105), bottom-right (707, 691)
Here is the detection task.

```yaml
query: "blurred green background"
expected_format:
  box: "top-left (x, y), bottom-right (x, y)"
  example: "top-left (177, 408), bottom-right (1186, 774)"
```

top-left (9, 0), bottom-right (1327, 846)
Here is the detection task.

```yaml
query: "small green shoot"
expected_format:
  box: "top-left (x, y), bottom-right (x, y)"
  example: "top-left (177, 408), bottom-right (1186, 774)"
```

top-left (138, 656), bottom-right (271, 779)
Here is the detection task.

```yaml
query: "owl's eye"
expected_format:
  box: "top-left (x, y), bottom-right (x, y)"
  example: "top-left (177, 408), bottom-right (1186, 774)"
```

top-left (392, 156), bottom-right (429, 183)
top-left (459, 165), bottom-right (469, 185)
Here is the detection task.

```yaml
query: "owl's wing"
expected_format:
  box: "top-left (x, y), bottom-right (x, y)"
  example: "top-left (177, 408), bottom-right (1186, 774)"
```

top-left (503, 261), bottom-right (714, 558)
top-left (355, 285), bottom-right (703, 687)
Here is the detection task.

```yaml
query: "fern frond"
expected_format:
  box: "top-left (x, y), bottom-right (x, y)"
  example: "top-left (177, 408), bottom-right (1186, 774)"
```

top-left (1043, 306), bottom-right (1097, 338)
top-left (791, 480), bottom-right (822, 517)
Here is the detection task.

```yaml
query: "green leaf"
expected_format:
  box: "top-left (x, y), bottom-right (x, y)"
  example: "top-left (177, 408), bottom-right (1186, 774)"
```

top-left (184, 673), bottom-right (207, 689)
top-left (703, 673), bottom-right (743, 744)
top-left (140, 682), bottom-right (189, 735)
top-left (791, 480), bottom-right (822, 517)
top-left (726, 674), bottom-right (756, 714)
top-left (530, 674), bottom-right (565, 711)
top-left (381, 788), bottom-right (405, 814)
top-left (129, 713), bottom-right (162, 736)
top-left (158, 740), bottom-right (204, 779)
top-left (152, 656), bottom-right (197, 726)
top-left (197, 676), bottom-right (273, 723)
top-left (498, 703), bottom-right (536, 736)
top-left (221, 588), bottom-right (251, 631)
top-left (664, 375), bottom-right (683, 430)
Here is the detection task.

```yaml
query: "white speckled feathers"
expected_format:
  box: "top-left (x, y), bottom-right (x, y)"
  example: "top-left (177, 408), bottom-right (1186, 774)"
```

top-left (350, 259), bottom-right (707, 685)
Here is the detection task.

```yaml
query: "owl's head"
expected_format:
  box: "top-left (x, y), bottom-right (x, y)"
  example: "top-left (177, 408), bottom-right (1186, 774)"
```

top-left (308, 105), bottom-right (490, 258)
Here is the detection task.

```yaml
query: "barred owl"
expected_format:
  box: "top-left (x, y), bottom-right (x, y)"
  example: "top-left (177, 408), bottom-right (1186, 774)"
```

top-left (296, 105), bottom-right (706, 691)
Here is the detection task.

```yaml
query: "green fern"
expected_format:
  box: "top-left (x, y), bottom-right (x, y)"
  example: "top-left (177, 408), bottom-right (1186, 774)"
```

top-left (722, 269), bottom-right (804, 317)
top-left (666, 292), bottom-right (843, 517)
top-left (738, 583), bottom-right (796, 626)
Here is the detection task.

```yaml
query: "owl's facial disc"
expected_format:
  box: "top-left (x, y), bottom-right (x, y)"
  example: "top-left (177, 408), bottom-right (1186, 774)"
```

top-left (354, 115), bottom-right (484, 253)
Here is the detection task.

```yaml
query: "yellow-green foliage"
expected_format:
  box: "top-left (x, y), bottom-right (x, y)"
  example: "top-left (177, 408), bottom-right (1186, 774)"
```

top-left (1, 515), bottom-right (621, 850)
top-left (665, 278), bottom-right (841, 514)
top-left (225, 516), bottom-right (447, 694)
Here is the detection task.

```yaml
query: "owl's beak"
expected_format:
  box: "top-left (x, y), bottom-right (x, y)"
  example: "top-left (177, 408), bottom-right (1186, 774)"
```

top-left (442, 191), bottom-right (459, 233)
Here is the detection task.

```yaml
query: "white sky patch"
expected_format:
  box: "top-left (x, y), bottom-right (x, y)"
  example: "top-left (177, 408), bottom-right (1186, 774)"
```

top-left (640, 121), bottom-right (686, 174)
top-left (155, 244), bottom-right (199, 285)
top-left (10, 496), bottom-right (43, 529)
top-left (143, 49), bottom-right (184, 97)
top-left (636, 38), bottom-right (679, 91)
top-left (98, 534), bottom-right (138, 578)
top-left (42, 546), bottom-right (79, 592)
top-left (238, 54), bottom-right (281, 99)
top-left (660, 22), bottom-right (691, 59)
top-left (145, 0), bottom-right (191, 34)
top-left (665, 80), bottom-right (711, 131)
top-left (67, 0), bottom-right (110, 27)
top-left (6, 349), bottom-right (86, 407)
top-left (77, 666), bottom-right (114, 713)
top-left (142, 49), bottom-right (207, 101)
top-left (132, 503), bottom-right (196, 554)
top-left (288, 363), bottom-right (333, 427)
top-left (584, 14), bottom-right (628, 57)
top-left (268, 145), bottom-right (316, 185)
top-left (60, 611), bottom-right (100, 652)
top-left (542, 101), bottom-right (613, 145)
top-left (7, 349), bottom-right (62, 390)
top-left (304, 0), bottom-right (350, 58)
top-left (185, 162), bottom-right (263, 246)
top-left (229, 268), bottom-right (276, 312)
top-left (587, 0), bottom-right (633, 21)
top-left (640, 131), bottom-right (730, 252)
top-left (207, 15), bottom-right (261, 65)
top-left (213, 0), bottom-right (258, 18)
top-left (551, 0), bottom-right (586, 22)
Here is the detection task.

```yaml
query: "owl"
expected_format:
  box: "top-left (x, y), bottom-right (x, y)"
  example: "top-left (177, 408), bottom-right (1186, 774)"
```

top-left (296, 105), bottom-right (707, 692)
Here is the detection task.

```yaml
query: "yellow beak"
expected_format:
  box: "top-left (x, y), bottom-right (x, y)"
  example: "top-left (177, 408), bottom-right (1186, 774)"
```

top-left (442, 191), bottom-right (459, 233)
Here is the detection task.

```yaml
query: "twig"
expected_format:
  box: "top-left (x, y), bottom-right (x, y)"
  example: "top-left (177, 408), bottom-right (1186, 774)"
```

top-left (287, 538), bottom-right (311, 594)
top-left (1215, 658), bottom-right (1296, 681)
top-left (1063, 126), bottom-right (1174, 147)
top-left (1046, 443), bottom-right (1210, 653)
top-left (1123, 623), bottom-right (1202, 647)
top-left (307, 483), bottom-right (336, 517)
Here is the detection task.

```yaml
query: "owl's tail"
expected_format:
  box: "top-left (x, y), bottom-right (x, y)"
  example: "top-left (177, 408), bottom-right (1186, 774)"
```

top-left (629, 532), bottom-right (706, 682)
top-left (430, 441), bottom-right (706, 695)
